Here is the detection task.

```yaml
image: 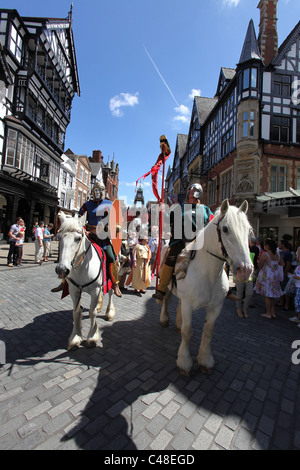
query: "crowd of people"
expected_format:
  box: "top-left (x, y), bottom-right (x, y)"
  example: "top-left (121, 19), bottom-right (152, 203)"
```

top-left (234, 236), bottom-right (300, 329)
top-left (6, 217), bottom-right (54, 267)
top-left (6, 207), bottom-right (300, 332)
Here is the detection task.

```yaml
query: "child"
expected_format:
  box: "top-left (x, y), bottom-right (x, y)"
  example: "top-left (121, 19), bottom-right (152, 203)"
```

top-left (289, 266), bottom-right (300, 327)
top-left (15, 231), bottom-right (24, 266)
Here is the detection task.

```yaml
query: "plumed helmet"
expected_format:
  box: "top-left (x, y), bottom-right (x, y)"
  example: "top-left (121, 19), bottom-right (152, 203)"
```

top-left (186, 183), bottom-right (203, 201)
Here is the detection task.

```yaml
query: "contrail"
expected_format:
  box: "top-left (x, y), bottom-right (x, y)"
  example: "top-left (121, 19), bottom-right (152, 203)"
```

top-left (143, 45), bottom-right (179, 107)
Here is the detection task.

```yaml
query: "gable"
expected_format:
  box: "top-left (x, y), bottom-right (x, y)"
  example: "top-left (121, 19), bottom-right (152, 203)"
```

top-left (272, 21), bottom-right (300, 73)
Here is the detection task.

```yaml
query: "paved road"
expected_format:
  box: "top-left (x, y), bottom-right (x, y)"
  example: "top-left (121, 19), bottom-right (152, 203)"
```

top-left (0, 241), bottom-right (300, 450)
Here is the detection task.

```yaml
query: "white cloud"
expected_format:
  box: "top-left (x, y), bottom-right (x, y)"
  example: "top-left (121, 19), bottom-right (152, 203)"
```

top-left (189, 89), bottom-right (201, 99)
top-left (123, 181), bottom-right (151, 187)
top-left (222, 0), bottom-right (240, 7)
top-left (109, 92), bottom-right (139, 117)
top-left (174, 104), bottom-right (189, 116)
top-left (173, 115), bottom-right (189, 123)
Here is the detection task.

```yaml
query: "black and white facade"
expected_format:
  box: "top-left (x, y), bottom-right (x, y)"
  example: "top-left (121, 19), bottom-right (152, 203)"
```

top-left (0, 7), bottom-right (80, 239)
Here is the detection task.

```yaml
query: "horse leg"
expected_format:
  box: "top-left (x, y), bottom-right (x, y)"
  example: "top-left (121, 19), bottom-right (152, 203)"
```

top-left (97, 288), bottom-right (103, 313)
top-left (86, 290), bottom-right (100, 348)
top-left (198, 306), bottom-right (221, 374)
top-left (159, 290), bottom-right (171, 328)
top-left (176, 302), bottom-right (193, 376)
top-left (105, 289), bottom-right (116, 322)
top-left (175, 299), bottom-right (182, 333)
top-left (68, 290), bottom-right (83, 351)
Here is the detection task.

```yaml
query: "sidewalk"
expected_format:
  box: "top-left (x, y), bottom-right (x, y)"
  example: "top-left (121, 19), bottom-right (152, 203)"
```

top-left (0, 240), bottom-right (59, 272)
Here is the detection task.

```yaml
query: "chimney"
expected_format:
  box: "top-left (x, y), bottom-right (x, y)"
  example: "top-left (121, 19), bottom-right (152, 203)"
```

top-left (91, 150), bottom-right (103, 163)
top-left (257, 0), bottom-right (278, 65)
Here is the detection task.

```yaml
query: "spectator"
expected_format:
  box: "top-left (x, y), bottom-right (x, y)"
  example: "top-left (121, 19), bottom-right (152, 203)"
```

top-left (118, 234), bottom-right (131, 290)
top-left (48, 223), bottom-right (55, 258)
top-left (289, 265), bottom-right (300, 327)
top-left (254, 238), bottom-right (284, 319)
top-left (249, 237), bottom-right (260, 284)
top-left (35, 221), bottom-right (44, 265)
top-left (131, 235), bottom-right (151, 294)
top-left (43, 224), bottom-right (53, 262)
top-left (15, 231), bottom-right (25, 267)
top-left (7, 217), bottom-right (22, 267)
top-left (278, 239), bottom-right (293, 311)
top-left (235, 250), bottom-right (255, 318)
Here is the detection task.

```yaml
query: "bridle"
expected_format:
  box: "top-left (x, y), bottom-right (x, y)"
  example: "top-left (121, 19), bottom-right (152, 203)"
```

top-left (206, 213), bottom-right (231, 264)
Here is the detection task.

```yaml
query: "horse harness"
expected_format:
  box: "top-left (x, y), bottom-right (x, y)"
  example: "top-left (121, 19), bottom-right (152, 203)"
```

top-left (67, 229), bottom-right (104, 292)
top-left (206, 213), bottom-right (230, 264)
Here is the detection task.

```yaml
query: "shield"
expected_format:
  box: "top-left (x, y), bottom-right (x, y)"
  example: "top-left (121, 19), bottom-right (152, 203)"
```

top-left (109, 199), bottom-right (123, 256)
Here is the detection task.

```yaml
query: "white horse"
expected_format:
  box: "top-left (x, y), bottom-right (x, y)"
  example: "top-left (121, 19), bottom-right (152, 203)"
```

top-left (159, 199), bottom-right (253, 376)
top-left (56, 212), bottom-right (116, 351)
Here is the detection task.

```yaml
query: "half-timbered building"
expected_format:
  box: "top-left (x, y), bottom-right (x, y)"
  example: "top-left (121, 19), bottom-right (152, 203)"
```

top-left (166, 0), bottom-right (300, 244)
top-left (0, 7), bottom-right (80, 239)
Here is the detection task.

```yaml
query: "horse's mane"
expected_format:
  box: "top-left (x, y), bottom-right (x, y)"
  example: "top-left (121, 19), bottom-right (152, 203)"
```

top-left (213, 203), bottom-right (253, 236)
top-left (59, 217), bottom-right (82, 234)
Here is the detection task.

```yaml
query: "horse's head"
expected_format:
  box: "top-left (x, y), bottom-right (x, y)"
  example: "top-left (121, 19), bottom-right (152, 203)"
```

top-left (214, 199), bottom-right (253, 282)
top-left (55, 216), bottom-right (85, 279)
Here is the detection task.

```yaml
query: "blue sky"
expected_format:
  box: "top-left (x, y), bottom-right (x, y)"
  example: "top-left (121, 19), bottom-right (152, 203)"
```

top-left (4, 0), bottom-right (300, 205)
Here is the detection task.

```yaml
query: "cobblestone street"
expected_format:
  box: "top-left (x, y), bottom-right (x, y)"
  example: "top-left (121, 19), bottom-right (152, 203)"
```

top-left (0, 242), bottom-right (300, 450)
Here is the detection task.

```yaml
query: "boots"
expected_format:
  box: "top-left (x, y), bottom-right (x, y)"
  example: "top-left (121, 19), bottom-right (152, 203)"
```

top-left (152, 264), bottom-right (174, 301)
top-left (51, 281), bottom-right (64, 292)
top-left (109, 261), bottom-right (122, 297)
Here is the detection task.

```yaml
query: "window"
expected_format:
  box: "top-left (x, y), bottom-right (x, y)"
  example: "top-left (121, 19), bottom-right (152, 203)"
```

top-left (62, 171), bottom-right (67, 185)
top-left (208, 179), bottom-right (217, 206)
top-left (5, 129), bottom-right (17, 165)
top-left (274, 74), bottom-right (291, 97)
top-left (221, 170), bottom-right (232, 200)
top-left (270, 165), bottom-right (287, 192)
top-left (79, 166), bottom-right (84, 181)
top-left (242, 111), bottom-right (255, 138)
top-left (60, 192), bottom-right (65, 207)
top-left (77, 189), bottom-right (82, 208)
top-left (69, 174), bottom-right (73, 189)
top-left (297, 168), bottom-right (300, 190)
top-left (271, 116), bottom-right (290, 143)
top-left (222, 128), bottom-right (233, 156)
top-left (239, 67), bottom-right (258, 92)
top-left (9, 24), bottom-right (22, 62)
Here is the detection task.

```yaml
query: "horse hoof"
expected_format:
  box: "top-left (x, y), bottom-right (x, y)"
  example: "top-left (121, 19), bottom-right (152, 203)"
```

top-left (84, 341), bottom-right (97, 349)
top-left (199, 366), bottom-right (213, 375)
top-left (179, 368), bottom-right (193, 377)
top-left (160, 321), bottom-right (169, 328)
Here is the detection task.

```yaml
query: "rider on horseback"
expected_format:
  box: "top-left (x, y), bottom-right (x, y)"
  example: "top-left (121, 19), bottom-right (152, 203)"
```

top-left (79, 182), bottom-right (122, 298)
top-left (152, 183), bottom-right (213, 302)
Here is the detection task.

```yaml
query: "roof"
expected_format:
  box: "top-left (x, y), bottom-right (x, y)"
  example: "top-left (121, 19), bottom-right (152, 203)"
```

top-left (194, 96), bottom-right (218, 125)
top-left (176, 134), bottom-right (188, 159)
top-left (239, 19), bottom-right (262, 64)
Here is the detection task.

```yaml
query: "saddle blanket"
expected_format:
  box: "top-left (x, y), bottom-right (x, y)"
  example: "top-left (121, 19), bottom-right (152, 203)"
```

top-left (61, 241), bottom-right (112, 299)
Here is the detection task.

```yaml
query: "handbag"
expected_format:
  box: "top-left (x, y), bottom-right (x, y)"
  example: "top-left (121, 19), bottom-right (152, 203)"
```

top-left (284, 277), bottom-right (295, 295)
